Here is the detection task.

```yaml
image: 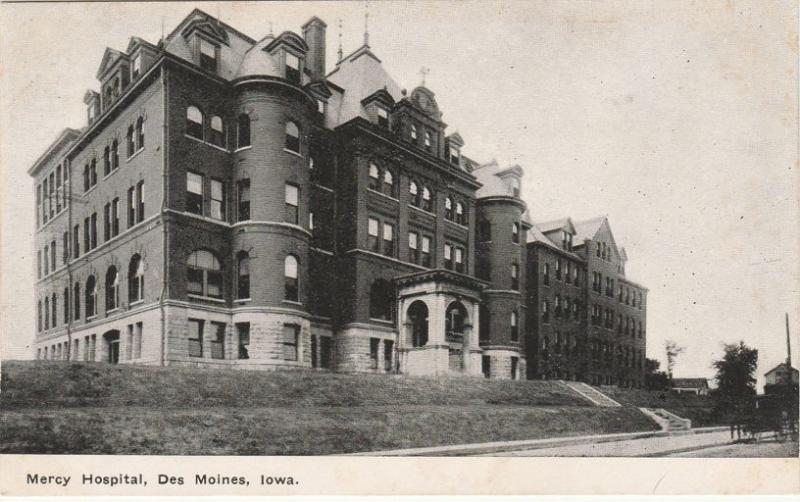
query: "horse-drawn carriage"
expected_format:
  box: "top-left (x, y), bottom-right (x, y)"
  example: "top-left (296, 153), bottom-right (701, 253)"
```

top-left (743, 393), bottom-right (798, 443)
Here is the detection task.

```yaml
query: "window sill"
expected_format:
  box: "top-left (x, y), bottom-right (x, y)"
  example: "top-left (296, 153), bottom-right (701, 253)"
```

top-left (234, 146), bottom-right (252, 153)
top-left (129, 299), bottom-right (144, 307)
top-left (283, 148), bottom-right (303, 159)
top-left (234, 298), bottom-right (251, 303)
top-left (83, 185), bottom-right (98, 197)
top-left (369, 318), bottom-right (395, 325)
top-left (409, 204), bottom-right (436, 217)
top-left (86, 315), bottom-right (97, 322)
top-left (126, 147), bottom-right (145, 163)
top-left (367, 188), bottom-right (399, 202)
top-left (184, 134), bottom-right (230, 153)
top-left (282, 300), bottom-right (304, 307)
top-left (106, 308), bottom-right (119, 315)
top-left (188, 294), bottom-right (226, 303)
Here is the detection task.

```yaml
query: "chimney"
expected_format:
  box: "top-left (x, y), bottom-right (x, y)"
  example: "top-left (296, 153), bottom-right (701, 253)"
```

top-left (302, 16), bottom-right (327, 81)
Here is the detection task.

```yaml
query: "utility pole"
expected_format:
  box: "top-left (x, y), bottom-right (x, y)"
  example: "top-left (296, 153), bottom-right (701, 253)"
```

top-left (786, 312), bottom-right (792, 367)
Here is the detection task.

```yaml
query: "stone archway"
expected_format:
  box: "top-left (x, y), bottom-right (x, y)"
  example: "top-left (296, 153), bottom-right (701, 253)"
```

top-left (102, 329), bottom-right (121, 364)
top-left (407, 300), bottom-right (429, 347)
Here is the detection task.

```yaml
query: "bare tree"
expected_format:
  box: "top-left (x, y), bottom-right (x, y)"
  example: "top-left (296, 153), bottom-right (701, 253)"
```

top-left (664, 340), bottom-right (685, 381)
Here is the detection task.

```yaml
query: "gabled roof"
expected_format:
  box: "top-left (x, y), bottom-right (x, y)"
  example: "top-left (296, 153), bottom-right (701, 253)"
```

top-left (536, 217), bottom-right (575, 235)
top-left (83, 90), bottom-right (100, 104)
top-left (264, 31), bottom-right (308, 54)
top-left (126, 36), bottom-right (158, 53)
top-left (166, 8), bottom-right (255, 45)
top-left (672, 378), bottom-right (709, 389)
top-left (526, 222), bottom-right (583, 259)
top-left (473, 161), bottom-right (524, 199)
top-left (447, 132), bottom-right (464, 147)
top-left (361, 88), bottom-right (395, 108)
top-left (326, 44), bottom-right (402, 126)
top-left (96, 48), bottom-right (127, 79)
top-left (27, 128), bottom-right (82, 176)
top-left (306, 80), bottom-right (332, 99)
top-left (765, 362), bottom-right (799, 376)
top-left (573, 216), bottom-right (607, 243)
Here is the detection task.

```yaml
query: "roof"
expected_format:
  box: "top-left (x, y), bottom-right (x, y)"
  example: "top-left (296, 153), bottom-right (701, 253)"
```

top-left (326, 44), bottom-right (403, 126)
top-left (472, 160), bottom-right (523, 199)
top-left (234, 35), bottom-right (280, 79)
top-left (671, 378), bottom-right (709, 389)
top-left (573, 216), bottom-right (607, 243)
top-left (526, 222), bottom-right (583, 259)
top-left (765, 362), bottom-right (799, 376)
top-left (535, 217), bottom-right (576, 235)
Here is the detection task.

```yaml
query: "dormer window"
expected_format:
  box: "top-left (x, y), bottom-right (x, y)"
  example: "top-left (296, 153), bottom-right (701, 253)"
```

top-left (424, 131), bottom-right (432, 152)
top-left (410, 124), bottom-right (418, 142)
top-left (88, 104), bottom-right (96, 123)
top-left (285, 52), bottom-right (300, 84)
top-left (561, 231), bottom-right (573, 250)
top-left (449, 146), bottom-right (460, 165)
top-left (317, 99), bottom-right (325, 115)
top-left (377, 107), bottom-right (389, 129)
top-left (131, 54), bottom-right (142, 80)
top-left (508, 177), bottom-right (520, 197)
top-left (199, 39), bottom-right (218, 73)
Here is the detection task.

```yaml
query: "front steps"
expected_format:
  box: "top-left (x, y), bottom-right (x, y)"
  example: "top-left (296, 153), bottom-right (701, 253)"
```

top-left (640, 407), bottom-right (693, 433)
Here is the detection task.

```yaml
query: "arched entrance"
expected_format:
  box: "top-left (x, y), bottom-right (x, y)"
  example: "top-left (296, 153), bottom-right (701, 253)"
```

top-left (446, 301), bottom-right (468, 371)
top-left (407, 300), bottom-right (429, 347)
top-left (103, 329), bottom-right (121, 364)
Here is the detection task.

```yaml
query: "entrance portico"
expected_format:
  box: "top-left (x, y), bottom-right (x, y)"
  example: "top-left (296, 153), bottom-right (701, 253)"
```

top-left (395, 270), bottom-right (487, 377)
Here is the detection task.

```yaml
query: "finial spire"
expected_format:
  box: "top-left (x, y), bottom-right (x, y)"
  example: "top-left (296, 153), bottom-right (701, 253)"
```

top-left (363, 0), bottom-right (370, 47)
top-left (419, 66), bottom-right (430, 86)
top-left (337, 18), bottom-right (343, 61)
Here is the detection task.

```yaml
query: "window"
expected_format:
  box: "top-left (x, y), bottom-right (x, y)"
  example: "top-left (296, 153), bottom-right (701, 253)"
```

top-left (37, 250), bottom-right (42, 278)
top-left (127, 186), bottom-right (136, 226)
top-left (511, 310), bottom-right (519, 341)
top-left (482, 355), bottom-right (491, 378)
top-left (127, 125), bottom-right (135, 157)
top-left (44, 297), bottom-right (49, 330)
top-left (444, 196), bottom-right (453, 220)
top-left (131, 53), bottom-right (141, 79)
top-left (382, 222), bottom-right (394, 257)
top-left (511, 262), bottom-right (519, 290)
top-left (455, 202), bottom-right (465, 225)
top-left (103, 146), bottom-right (111, 176)
top-left (85, 275), bottom-right (97, 318)
top-left (408, 231), bottom-right (419, 263)
top-left (105, 266), bottom-right (119, 312)
top-left (384, 340), bottom-right (394, 372)
top-left (449, 145), bottom-right (460, 165)
top-left (409, 181), bottom-right (420, 207)
top-left (284, 255), bottom-right (299, 301)
top-left (478, 220), bottom-right (491, 242)
top-left (188, 318), bottom-right (204, 357)
top-left (421, 236), bottom-right (432, 267)
top-left (424, 130), bottom-right (432, 151)
top-left (368, 217), bottom-right (380, 252)
top-left (90, 158), bottom-right (97, 188)
top-left (37, 300), bottom-right (42, 332)
top-left (104, 202), bottom-right (111, 242)
top-left (556, 259), bottom-right (562, 280)
top-left (285, 121), bottom-right (300, 153)
top-left (370, 279), bottom-right (394, 321)
top-left (283, 324), bottom-right (299, 361)
top-left (368, 163), bottom-right (380, 190)
top-left (382, 169), bottom-right (395, 197)
top-left (562, 231), bottom-right (573, 250)
top-left (237, 179), bottom-right (250, 221)
top-left (210, 179), bottom-right (225, 220)
top-left (410, 124), bottom-right (418, 141)
top-left (111, 140), bottom-right (119, 170)
top-left (422, 186), bottom-right (433, 212)
top-left (285, 183), bottom-right (299, 224)
top-left (186, 250), bottom-right (222, 298)
top-left (199, 38), bottom-right (217, 73)
top-left (129, 254), bottom-right (144, 303)
top-left (63, 287), bottom-right (70, 324)
top-left (36, 185), bottom-right (41, 227)
top-left (237, 252), bottom-right (250, 299)
top-left (210, 322), bottom-right (225, 360)
top-left (444, 243), bottom-right (453, 270)
top-left (134, 322), bottom-right (143, 359)
top-left (186, 172), bottom-right (203, 215)
top-left (90, 213), bottom-right (97, 249)
top-left (209, 116), bottom-right (225, 147)
top-left (73, 282), bottom-right (80, 320)
top-left (237, 323), bottom-right (250, 359)
top-left (370, 338), bottom-right (380, 369)
top-left (136, 117), bottom-right (144, 150)
top-left (111, 198), bottom-right (119, 237)
top-left (237, 114), bottom-right (251, 149)
top-left (136, 181), bottom-right (144, 223)
top-left (316, 99), bottom-right (325, 115)
top-left (511, 356), bottom-right (519, 379)
top-left (285, 52), bottom-right (300, 84)
top-left (50, 240), bottom-right (56, 271)
top-left (43, 245), bottom-right (49, 276)
top-left (512, 222), bottom-right (520, 243)
top-left (555, 295), bottom-right (562, 318)
top-left (377, 107), bottom-right (389, 128)
top-left (186, 106), bottom-right (204, 140)
top-left (509, 177), bottom-right (520, 197)
top-left (445, 302), bottom-right (467, 337)
top-left (454, 246), bottom-right (465, 273)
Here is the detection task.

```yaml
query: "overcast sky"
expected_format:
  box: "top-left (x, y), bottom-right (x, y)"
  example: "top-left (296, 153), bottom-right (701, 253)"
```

top-left (1, 1), bottom-right (797, 388)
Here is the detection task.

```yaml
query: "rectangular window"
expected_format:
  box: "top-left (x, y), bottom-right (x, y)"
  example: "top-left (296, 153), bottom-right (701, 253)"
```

top-left (134, 322), bottom-right (143, 359)
top-left (62, 231), bottom-right (69, 264)
top-left (285, 52), bottom-right (300, 83)
top-left (83, 217), bottom-right (90, 252)
top-left (237, 179), bottom-right (250, 221)
top-left (421, 236), bottom-right (432, 267)
top-left (370, 337), bottom-right (380, 370)
top-left (186, 172), bottom-right (203, 215)
top-left (444, 243), bottom-right (453, 270)
top-left (368, 217), bottom-right (380, 252)
top-left (282, 324), bottom-right (299, 361)
top-left (128, 186), bottom-right (135, 226)
top-left (454, 247), bottom-right (464, 273)
top-left (285, 183), bottom-right (299, 224)
top-left (112, 198), bottom-right (119, 237)
top-left (188, 318), bottom-right (204, 357)
top-left (311, 335), bottom-right (318, 368)
top-left (136, 181), bottom-right (144, 223)
top-left (511, 356), bottom-right (519, 380)
top-left (408, 231), bottom-right (419, 264)
top-left (36, 185), bottom-right (41, 227)
top-left (511, 263), bottom-right (519, 290)
top-left (90, 213), bottom-right (97, 249)
top-left (482, 355), bottom-right (491, 378)
top-left (132, 54), bottom-right (141, 79)
top-left (49, 173), bottom-right (55, 218)
top-left (382, 222), bottom-right (394, 257)
top-left (199, 38), bottom-right (217, 73)
top-left (320, 336), bottom-right (332, 369)
top-left (384, 340), bottom-right (394, 372)
top-left (210, 322), bottom-right (225, 360)
top-left (377, 107), bottom-right (389, 128)
top-left (73, 224), bottom-right (80, 259)
top-left (126, 324), bottom-right (134, 360)
top-left (37, 250), bottom-right (42, 278)
top-left (43, 245), bottom-right (49, 276)
top-left (210, 179), bottom-right (225, 221)
top-left (50, 240), bottom-right (56, 271)
top-left (237, 323), bottom-right (250, 360)
top-left (103, 202), bottom-right (111, 242)
top-left (478, 220), bottom-right (491, 242)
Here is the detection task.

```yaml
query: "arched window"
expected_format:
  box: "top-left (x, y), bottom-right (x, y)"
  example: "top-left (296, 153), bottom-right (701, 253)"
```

top-left (284, 255), bottom-right (298, 301)
top-left (455, 201), bottom-right (465, 225)
top-left (85, 275), bottom-right (97, 318)
top-left (128, 254), bottom-right (144, 303)
top-left (106, 266), bottom-right (119, 312)
top-left (408, 300), bottom-right (429, 347)
top-left (445, 301), bottom-right (467, 337)
top-left (74, 282), bottom-right (81, 320)
top-left (103, 146), bottom-right (111, 176)
top-left (285, 121), bottom-right (300, 153)
top-left (186, 250), bottom-right (222, 298)
top-left (369, 279), bottom-right (394, 321)
top-left (368, 163), bottom-right (380, 191)
top-left (51, 293), bottom-right (57, 329)
top-left (126, 125), bottom-right (135, 157)
top-left (186, 106), bottom-right (204, 140)
top-left (237, 251), bottom-right (250, 300)
top-left (209, 115), bottom-right (225, 147)
top-left (136, 116), bottom-right (144, 150)
top-left (409, 181), bottom-right (420, 207)
top-left (111, 139), bottom-right (119, 169)
top-left (44, 297), bottom-right (50, 330)
top-left (422, 186), bottom-right (432, 212)
top-left (444, 196), bottom-right (454, 220)
top-left (382, 169), bottom-right (395, 197)
top-left (510, 310), bottom-right (519, 341)
top-left (237, 113), bottom-right (251, 149)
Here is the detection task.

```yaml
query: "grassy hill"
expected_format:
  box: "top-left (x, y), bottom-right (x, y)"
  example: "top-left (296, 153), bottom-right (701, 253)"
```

top-left (597, 386), bottom-right (721, 427)
top-left (1, 361), bottom-right (660, 455)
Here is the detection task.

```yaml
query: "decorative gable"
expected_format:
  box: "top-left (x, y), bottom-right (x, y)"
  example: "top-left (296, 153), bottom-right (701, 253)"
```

top-left (409, 86), bottom-right (442, 121)
top-left (181, 17), bottom-right (230, 46)
top-left (96, 48), bottom-right (127, 79)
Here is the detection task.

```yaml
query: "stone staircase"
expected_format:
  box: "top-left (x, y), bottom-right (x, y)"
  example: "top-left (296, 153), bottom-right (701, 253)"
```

top-left (640, 407), bottom-right (692, 432)
top-left (561, 381), bottom-right (621, 407)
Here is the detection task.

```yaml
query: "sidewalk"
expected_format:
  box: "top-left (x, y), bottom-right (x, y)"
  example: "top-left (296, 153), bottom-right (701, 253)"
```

top-left (345, 426), bottom-right (729, 457)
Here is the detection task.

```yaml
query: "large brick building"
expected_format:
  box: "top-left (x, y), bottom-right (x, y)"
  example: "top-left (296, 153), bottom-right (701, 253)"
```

top-left (30, 9), bottom-right (646, 385)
